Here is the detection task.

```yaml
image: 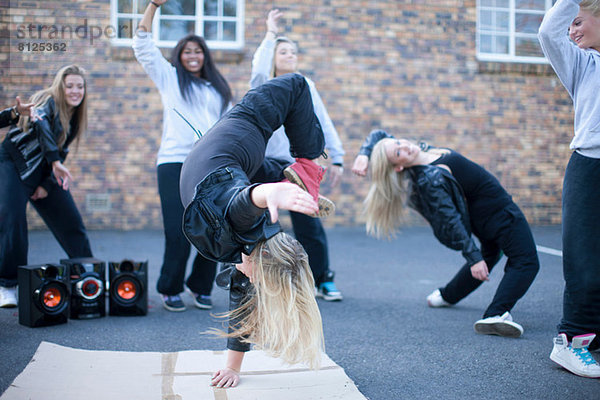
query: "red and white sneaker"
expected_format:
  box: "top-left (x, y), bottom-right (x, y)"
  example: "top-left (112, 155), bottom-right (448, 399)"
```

top-left (284, 158), bottom-right (335, 217)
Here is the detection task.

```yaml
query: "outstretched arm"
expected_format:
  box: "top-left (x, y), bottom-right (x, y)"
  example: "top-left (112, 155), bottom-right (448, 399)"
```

top-left (138, 0), bottom-right (165, 32)
top-left (250, 9), bottom-right (283, 89)
top-left (352, 129), bottom-right (394, 176)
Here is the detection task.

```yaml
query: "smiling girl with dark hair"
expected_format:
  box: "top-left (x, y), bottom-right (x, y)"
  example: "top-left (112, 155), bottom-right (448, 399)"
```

top-left (133, 0), bottom-right (232, 312)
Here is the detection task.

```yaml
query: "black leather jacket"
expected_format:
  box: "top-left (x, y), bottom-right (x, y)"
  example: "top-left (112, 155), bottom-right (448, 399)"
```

top-left (182, 166), bottom-right (282, 264)
top-left (408, 165), bottom-right (482, 266)
top-left (0, 107), bottom-right (19, 129)
top-left (359, 129), bottom-right (483, 266)
top-left (215, 265), bottom-right (253, 352)
top-left (2, 98), bottom-right (75, 192)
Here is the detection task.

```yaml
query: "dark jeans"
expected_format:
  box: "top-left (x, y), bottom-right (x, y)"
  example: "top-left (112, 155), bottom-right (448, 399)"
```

top-left (558, 152), bottom-right (600, 348)
top-left (251, 157), bottom-right (331, 285)
top-left (0, 148), bottom-right (92, 287)
top-left (440, 203), bottom-right (539, 318)
top-left (180, 74), bottom-right (325, 207)
top-left (157, 163), bottom-right (216, 296)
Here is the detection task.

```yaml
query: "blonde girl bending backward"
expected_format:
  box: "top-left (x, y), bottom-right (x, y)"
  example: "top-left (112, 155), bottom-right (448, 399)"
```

top-left (352, 130), bottom-right (539, 338)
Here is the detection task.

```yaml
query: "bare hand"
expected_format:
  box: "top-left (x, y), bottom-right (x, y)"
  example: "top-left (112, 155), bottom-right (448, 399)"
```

top-left (15, 96), bottom-right (36, 119)
top-left (52, 161), bottom-right (73, 190)
top-left (470, 260), bottom-right (489, 281)
top-left (211, 368), bottom-right (240, 388)
top-left (153, 0), bottom-right (167, 5)
top-left (251, 182), bottom-right (319, 222)
top-left (351, 155), bottom-right (369, 177)
top-left (30, 186), bottom-right (48, 201)
top-left (266, 9), bottom-right (283, 34)
top-left (327, 164), bottom-right (343, 188)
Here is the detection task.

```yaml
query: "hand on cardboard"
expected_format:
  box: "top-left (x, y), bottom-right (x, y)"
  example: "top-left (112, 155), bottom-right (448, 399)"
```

top-left (211, 367), bottom-right (240, 388)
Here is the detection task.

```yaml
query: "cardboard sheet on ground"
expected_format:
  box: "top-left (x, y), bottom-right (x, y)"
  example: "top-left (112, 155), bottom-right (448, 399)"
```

top-left (1, 341), bottom-right (366, 399)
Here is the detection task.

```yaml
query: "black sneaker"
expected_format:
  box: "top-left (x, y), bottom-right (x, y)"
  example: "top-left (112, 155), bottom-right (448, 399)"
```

top-left (187, 288), bottom-right (212, 310)
top-left (162, 294), bottom-right (186, 312)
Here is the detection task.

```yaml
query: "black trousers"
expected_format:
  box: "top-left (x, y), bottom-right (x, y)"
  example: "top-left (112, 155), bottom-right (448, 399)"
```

top-left (156, 163), bottom-right (216, 296)
top-left (0, 147), bottom-right (92, 287)
top-left (558, 152), bottom-right (600, 349)
top-left (440, 203), bottom-right (539, 318)
top-left (252, 157), bottom-right (331, 285)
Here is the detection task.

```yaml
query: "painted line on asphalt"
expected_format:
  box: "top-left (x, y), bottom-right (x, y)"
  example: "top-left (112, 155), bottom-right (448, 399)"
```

top-left (536, 245), bottom-right (563, 257)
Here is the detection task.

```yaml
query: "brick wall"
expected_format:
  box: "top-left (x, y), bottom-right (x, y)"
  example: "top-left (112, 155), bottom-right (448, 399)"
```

top-left (1, 0), bottom-right (572, 230)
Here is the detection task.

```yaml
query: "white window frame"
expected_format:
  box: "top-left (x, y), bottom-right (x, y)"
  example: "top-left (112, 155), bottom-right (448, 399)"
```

top-left (476, 0), bottom-right (554, 64)
top-left (109, 0), bottom-right (244, 50)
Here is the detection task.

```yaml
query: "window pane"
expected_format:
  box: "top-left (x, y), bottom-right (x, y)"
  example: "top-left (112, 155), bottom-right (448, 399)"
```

top-left (136, 0), bottom-right (146, 14)
top-left (495, 11), bottom-right (509, 31)
top-left (224, 0), bottom-right (236, 17)
top-left (516, 37), bottom-right (544, 57)
top-left (516, 12), bottom-right (544, 33)
top-left (160, 20), bottom-right (195, 40)
top-left (162, 0), bottom-right (195, 16)
top-left (223, 21), bottom-right (236, 40)
top-left (118, 0), bottom-right (132, 13)
top-left (515, 0), bottom-right (546, 10)
top-left (481, 0), bottom-right (509, 7)
top-left (480, 34), bottom-right (493, 53)
top-left (117, 18), bottom-right (137, 38)
top-left (204, 21), bottom-right (218, 40)
top-left (480, 10), bottom-right (493, 30)
top-left (495, 35), bottom-right (509, 53)
top-left (204, 0), bottom-right (218, 16)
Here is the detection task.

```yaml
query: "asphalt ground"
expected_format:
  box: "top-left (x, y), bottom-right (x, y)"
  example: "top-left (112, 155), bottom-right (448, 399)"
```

top-left (1, 225), bottom-right (598, 399)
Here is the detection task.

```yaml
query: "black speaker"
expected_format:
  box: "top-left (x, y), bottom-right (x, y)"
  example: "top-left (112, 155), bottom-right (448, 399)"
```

top-left (108, 260), bottom-right (148, 316)
top-left (60, 257), bottom-right (106, 319)
top-left (18, 264), bottom-right (70, 327)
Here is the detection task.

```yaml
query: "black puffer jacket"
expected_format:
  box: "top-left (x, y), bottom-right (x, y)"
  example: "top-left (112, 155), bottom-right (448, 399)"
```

top-left (358, 129), bottom-right (483, 267)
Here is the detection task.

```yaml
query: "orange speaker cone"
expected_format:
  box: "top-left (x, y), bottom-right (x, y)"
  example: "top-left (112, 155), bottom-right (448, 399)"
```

top-left (117, 280), bottom-right (137, 300)
top-left (43, 287), bottom-right (62, 308)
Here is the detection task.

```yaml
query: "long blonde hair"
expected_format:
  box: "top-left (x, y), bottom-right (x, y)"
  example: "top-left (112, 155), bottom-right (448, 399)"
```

top-left (581, 0), bottom-right (600, 16)
top-left (18, 64), bottom-right (88, 150)
top-left (364, 139), bottom-right (412, 239)
top-left (216, 232), bottom-right (324, 369)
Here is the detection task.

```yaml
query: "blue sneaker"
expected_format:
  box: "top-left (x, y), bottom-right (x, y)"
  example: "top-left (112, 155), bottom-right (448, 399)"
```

top-left (162, 294), bottom-right (186, 312)
top-left (316, 282), bottom-right (343, 301)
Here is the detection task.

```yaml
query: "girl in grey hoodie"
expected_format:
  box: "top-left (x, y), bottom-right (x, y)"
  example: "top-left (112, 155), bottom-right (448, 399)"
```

top-left (538, 0), bottom-right (600, 378)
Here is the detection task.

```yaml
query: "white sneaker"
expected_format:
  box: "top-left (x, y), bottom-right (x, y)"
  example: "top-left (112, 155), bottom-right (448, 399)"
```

top-left (473, 311), bottom-right (523, 338)
top-left (426, 289), bottom-right (450, 308)
top-left (0, 286), bottom-right (17, 308)
top-left (550, 333), bottom-right (600, 378)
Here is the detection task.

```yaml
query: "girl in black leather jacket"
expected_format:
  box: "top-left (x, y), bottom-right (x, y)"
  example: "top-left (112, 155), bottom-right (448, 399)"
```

top-left (0, 65), bottom-right (93, 308)
top-left (180, 74), bottom-right (326, 388)
top-left (353, 129), bottom-right (539, 338)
